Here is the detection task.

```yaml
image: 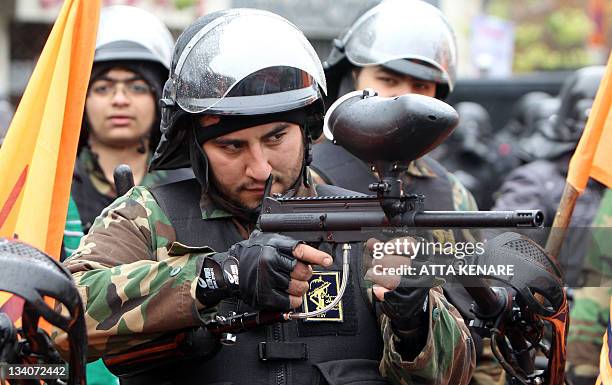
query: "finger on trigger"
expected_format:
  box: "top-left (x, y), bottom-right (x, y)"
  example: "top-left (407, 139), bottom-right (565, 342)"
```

top-left (365, 238), bottom-right (381, 253)
top-left (293, 243), bottom-right (332, 267)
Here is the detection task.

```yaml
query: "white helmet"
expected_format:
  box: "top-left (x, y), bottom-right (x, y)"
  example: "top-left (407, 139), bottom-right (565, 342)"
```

top-left (325, 0), bottom-right (458, 100)
top-left (95, 5), bottom-right (174, 71)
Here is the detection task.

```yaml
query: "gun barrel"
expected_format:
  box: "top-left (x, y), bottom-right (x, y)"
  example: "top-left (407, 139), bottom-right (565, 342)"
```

top-left (259, 210), bottom-right (544, 233)
top-left (414, 210), bottom-right (544, 228)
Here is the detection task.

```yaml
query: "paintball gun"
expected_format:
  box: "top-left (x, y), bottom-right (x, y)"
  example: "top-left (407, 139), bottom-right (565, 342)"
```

top-left (103, 91), bottom-right (565, 385)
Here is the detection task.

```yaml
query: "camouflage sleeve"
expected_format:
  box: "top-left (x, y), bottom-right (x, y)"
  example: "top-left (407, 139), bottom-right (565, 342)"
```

top-left (379, 287), bottom-right (476, 385)
top-left (52, 186), bottom-right (211, 359)
top-left (448, 173), bottom-right (478, 212)
top-left (567, 189), bottom-right (612, 383)
top-left (446, 173), bottom-right (507, 385)
top-left (567, 287), bottom-right (611, 382)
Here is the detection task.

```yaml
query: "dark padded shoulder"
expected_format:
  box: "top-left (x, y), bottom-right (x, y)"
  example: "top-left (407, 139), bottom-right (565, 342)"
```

top-left (149, 178), bottom-right (242, 251)
top-left (311, 140), bottom-right (377, 194)
top-left (150, 178), bottom-right (203, 221)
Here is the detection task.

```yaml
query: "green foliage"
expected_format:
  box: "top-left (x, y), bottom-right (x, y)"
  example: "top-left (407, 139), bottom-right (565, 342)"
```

top-left (547, 9), bottom-right (592, 47)
top-left (487, 0), bottom-right (594, 72)
top-left (173, 0), bottom-right (197, 10)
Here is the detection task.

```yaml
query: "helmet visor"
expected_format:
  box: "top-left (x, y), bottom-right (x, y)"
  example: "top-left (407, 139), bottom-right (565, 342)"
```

top-left (343, 0), bottom-right (456, 85)
top-left (173, 10), bottom-right (327, 114)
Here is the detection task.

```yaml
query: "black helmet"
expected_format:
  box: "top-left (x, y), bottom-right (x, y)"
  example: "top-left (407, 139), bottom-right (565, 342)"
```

top-left (519, 66), bottom-right (604, 160)
top-left (324, 0), bottom-right (457, 102)
top-left (452, 102), bottom-right (493, 159)
top-left (550, 66), bottom-right (604, 143)
top-left (150, 9), bottom-right (327, 192)
top-left (79, 6), bottom-right (175, 153)
top-left (504, 91), bottom-right (552, 137)
top-left (0, 238), bottom-right (87, 385)
top-left (517, 96), bottom-right (560, 161)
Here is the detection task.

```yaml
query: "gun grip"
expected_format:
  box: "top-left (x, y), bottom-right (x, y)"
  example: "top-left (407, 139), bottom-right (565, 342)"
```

top-left (113, 164), bottom-right (135, 196)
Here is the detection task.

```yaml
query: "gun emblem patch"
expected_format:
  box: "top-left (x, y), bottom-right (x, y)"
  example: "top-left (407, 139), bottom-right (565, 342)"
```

top-left (302, 271), bottom-right (343, 322)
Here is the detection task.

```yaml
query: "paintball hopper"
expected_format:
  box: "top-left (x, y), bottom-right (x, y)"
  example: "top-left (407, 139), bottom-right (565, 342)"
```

top-left (323, 89), bottom-right (458, 163)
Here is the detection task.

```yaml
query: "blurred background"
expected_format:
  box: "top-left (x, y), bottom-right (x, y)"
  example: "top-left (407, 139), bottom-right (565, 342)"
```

top-left (0, 0), bottom-right (609, 130)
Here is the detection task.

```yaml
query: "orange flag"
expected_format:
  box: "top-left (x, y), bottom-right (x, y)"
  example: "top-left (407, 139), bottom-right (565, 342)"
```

top-left (567, 52), bottom-right (612, 191)
top-left (0, 0), bottom-right (100, 317)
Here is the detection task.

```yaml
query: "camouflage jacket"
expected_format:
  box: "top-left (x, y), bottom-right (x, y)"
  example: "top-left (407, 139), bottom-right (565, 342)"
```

top-left (567, 189), bottom-right (612, 383)
top-left (54, 172), bottom-right (476, 385)
top-left (77, 147), bottom-right (171, 198)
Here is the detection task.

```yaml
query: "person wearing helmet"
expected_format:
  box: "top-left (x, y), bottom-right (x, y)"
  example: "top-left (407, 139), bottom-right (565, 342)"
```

top-left (492, 66), bottom-right (606, 385)
top-left (311, 2), bottom-right (503, 385)
top-left (429, 102), bottom-right (498, 209)
top-left (493, 66), bottom-right (606, 283)
top-left (311, 0), bottom-right (475, 212)
top-left (323, 0), bottom-right (456, 105)
top-left (55, 9), bottom-right (475, 385)
top-left (65, 5), bottom-right (191, 250)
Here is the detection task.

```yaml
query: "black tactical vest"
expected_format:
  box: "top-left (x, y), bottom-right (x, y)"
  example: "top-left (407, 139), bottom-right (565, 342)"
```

top-left (119, 179), bottom-right (387, 385)
top-left (71, 158), bottom-right (194, 234)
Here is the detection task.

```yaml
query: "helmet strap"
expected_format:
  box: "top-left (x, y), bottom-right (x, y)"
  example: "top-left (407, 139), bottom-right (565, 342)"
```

top-left (302, 129), bottom-right (313, 188)
top-left (189, 122), bottom-right (211, 193)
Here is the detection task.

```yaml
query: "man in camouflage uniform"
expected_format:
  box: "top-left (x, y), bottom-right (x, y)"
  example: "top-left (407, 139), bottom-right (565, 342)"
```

top-left (311, 2), bottom-right (499, 384)
top-left (54, 9), bottom-right (475, 385)
top-left (566, 189), bottom-right (612, 385)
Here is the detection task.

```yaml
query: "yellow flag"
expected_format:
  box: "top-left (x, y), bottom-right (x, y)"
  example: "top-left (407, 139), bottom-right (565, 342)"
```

top-left (0, 0), bottom-right (100, 318)
top-left (567, 52), bottom-right (612, 192)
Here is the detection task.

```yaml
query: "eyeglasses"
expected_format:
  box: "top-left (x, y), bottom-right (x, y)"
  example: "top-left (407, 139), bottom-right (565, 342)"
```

top-left (89, 79), bottom-right (153, 97)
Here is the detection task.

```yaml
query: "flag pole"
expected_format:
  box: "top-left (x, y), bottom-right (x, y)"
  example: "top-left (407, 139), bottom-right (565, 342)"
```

top-left (546, 52), bottom-right (612, 261)
top-left (545, 183), bottom-right (580, 261)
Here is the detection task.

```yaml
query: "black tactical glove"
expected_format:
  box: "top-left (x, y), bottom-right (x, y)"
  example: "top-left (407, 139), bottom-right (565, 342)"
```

top-left (233, 231), bottom-right (303, 310)
top-left (378, 275), bottom-right (432, 332)
top-left (196, 231), bottom-right (303, 310)
top-left (364, 237), bottom-right (442, 357)
top-left (195, 253), bottom-right (240, 308)
top-left (378, 274), bottom-right (438, 360)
